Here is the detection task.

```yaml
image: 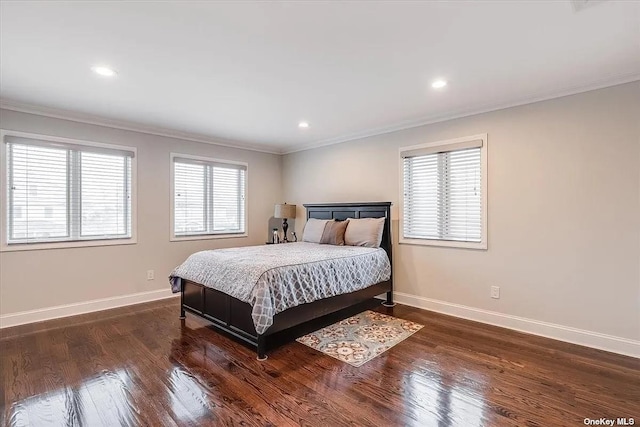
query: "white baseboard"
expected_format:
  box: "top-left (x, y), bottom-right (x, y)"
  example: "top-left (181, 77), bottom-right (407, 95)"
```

top-left (383, 292), bottom-right (639, 358)
top-left (0, 288), bottom-right (178, 329)
top-left (3, 289), bottom-right (637, 358)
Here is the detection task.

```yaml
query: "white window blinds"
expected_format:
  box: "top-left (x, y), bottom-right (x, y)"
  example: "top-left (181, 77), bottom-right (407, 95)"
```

top-left (5, 136), bottom-right (134, 245)
top-left (173, 157), bottom-right (246, 237)
top-left (402, 138), bottom-right (484, 244)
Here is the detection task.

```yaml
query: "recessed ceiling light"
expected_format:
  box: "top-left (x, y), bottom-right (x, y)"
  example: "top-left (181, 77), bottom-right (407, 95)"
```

top-left (298, 121), bottom-right (310, 129)
top-left (92, 66), bottom-right (117, 77)
top-left (431, 79), bottom-right (447, 89)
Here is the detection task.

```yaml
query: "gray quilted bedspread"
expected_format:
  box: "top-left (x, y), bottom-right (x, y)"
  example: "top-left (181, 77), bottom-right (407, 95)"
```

top-left (169, 242), bottom-right (391, 334)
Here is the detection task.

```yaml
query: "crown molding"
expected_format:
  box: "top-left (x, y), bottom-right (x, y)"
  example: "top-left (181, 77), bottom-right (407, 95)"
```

top-left (3, 72), bottom-right (638, 157)
top-left (281, 72), bottom-right (640, 155)
top-left (0, 99), bottom-right (283, 155)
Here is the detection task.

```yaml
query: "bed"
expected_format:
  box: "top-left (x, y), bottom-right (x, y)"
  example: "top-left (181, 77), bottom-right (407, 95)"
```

top-left (170, 202), bottom-right (394, 360)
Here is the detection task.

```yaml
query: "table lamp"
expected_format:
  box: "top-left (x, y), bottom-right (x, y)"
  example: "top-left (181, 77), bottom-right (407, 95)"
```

top-left (274, 203), bottom-right (296, 242)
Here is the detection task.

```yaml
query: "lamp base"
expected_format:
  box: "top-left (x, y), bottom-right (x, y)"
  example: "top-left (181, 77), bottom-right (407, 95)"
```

top-left (282, 218), bottom-right (289, 242)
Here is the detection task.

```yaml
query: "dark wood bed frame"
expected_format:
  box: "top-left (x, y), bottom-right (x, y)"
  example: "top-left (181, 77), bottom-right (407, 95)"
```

top-left (179, 202), bottom-right (394, 360)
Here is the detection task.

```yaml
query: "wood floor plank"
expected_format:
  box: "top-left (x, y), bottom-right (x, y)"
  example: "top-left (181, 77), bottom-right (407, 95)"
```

top-left (122, 325), bottom-right (273, 426)
top-left (1, 298), bottom-right (638, 427)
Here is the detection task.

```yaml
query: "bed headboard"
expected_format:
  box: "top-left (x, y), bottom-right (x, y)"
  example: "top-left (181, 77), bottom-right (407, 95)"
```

top-left (303, 202), bottom-right (393, 264)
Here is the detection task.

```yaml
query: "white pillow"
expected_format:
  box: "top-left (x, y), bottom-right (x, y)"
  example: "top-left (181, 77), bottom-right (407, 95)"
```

top-left (344, 217), bottom-right (385, 248)
top-left (302, 218), bottom-right (329, 243)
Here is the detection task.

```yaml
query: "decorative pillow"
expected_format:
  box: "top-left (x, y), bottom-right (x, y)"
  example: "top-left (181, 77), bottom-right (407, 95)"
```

top-left (320, 219), bottom-right (349, 246)
top-left (302, 218), bottom-right (329, 243)
top-left (344, 217), bottom-right (385, 248)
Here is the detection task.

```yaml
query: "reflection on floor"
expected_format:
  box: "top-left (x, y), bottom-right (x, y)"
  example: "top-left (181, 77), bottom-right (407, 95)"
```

top-left (1, 298), bottom-right (638, 426)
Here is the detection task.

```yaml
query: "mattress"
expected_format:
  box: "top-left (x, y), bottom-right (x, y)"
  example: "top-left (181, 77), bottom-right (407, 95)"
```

top-left (169, 242), bottom-right (391, 334)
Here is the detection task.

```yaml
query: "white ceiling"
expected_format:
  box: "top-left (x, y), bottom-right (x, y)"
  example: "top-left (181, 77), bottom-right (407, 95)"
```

top-left (1, 1), bottom-right (638, 154)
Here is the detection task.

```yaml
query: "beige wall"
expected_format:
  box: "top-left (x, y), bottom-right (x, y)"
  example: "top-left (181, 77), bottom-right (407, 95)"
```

top-left (283, 82), bottom-right (640, 341)
top-left (0, 109), bottom-right (282, 315)
top-left (1, 83), bottom-right (638, 343)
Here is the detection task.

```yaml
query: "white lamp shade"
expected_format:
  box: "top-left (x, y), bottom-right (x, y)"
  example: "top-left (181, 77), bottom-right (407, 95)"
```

top-left (274, 203), bottom-right (296, 219)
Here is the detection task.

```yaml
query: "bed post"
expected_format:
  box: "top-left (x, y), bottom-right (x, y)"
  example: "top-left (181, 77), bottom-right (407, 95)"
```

top-left (179, 279), bottom-right (186, 319)
top-left (381, 203), bottom-right (396, 308)
top-left (256, 335), bottom-right (268, 361)
top-left (382, 290), bottom-right (395, 307)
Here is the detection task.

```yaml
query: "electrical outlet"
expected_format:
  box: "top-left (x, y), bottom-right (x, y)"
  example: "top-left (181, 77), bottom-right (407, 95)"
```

top-left (491, 286), bottom-right (500, 299)
top-left (147, 270), bottom-right (155, 280)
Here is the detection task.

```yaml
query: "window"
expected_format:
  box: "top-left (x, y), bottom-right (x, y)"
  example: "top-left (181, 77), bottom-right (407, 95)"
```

top-left (1, 131), bottom-right (136, 250)
top-left (400, 134), bottom-right (487, 249)
top-left (171, 154), bottom-right (247, 239)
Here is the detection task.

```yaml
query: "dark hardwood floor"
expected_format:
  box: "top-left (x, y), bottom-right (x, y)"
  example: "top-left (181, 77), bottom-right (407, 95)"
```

top-left (1, 298), bottom-right (638, 426)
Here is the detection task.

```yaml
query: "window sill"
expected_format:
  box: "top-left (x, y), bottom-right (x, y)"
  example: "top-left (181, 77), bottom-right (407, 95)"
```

top-left (0, 237), bottom-right (137, 252)
top-left (399, 237), bottom-right (487, 250)
top-left (170, 233), bottom-right (248, 242)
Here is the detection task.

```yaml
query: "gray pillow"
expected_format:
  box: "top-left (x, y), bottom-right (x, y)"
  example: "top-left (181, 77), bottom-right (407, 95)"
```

top-left (344, 217), bottom-right (385, 248)
top-left (302, 218), bottom-right (329, 243)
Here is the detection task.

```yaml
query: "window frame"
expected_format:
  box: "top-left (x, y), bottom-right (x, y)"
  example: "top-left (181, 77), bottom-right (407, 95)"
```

top-left (0, 130), bottom-right (138, 252)
top-left (398, 133), bottom-right (488, 250)
top-left (169, 152), bottom-right (248, 242)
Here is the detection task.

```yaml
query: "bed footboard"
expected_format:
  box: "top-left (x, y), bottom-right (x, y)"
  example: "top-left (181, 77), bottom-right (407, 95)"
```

top-left (179, 279), bottom-right (392, 359)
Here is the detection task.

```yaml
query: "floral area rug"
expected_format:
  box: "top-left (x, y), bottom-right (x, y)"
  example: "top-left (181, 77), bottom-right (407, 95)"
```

top-left (296, 310), bottom-right (424, 367)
